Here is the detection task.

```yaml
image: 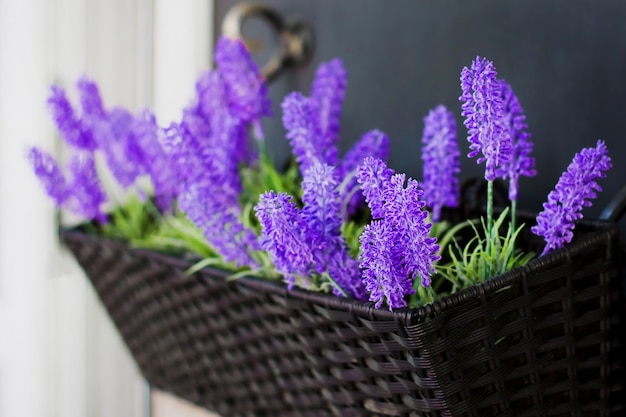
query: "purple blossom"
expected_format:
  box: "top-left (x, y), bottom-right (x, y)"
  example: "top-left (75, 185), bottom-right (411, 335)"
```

top-left (255, 191), bottom-right (313, 288)
top-left (165, 117), bottom-right (256, 267)
top-left (532, 140), bottom-right (611, 256)
top-left (360, 221), bottom-right (402, 309)
top-left (208, 111), bottom-right (247, 197)
top-left (77, 77), bottom-right (106, 118)
top-left (421, 105), bottom-right (460, 222)
top-left (27, 147), bottom-right (70, 206)
top-left (308, 58), bottom-right (348, 165)
top-left (187, 69), bottom-right (249, 191)
top-left (91, 108), bottom-right (142, 188)
top-left (214, 36), bottom-right (271, 128)
top-left (27, 146), bottom-right (107, 222)
top-left (301, 163), bottom-right (366, 299)
top-left (161, 122), bottom-right (205, 185)
top-left (47, 86), bottom-right (97, 150)
top-left (339, 130), bottom-right (390, 215)
top-left (66, 151), bottom-right (107, 222)
top-left (281, 92), bottom-right (325, 174)
top-left (130, 110), bottom-right (178, 211)
top-left (182, 103), bottom-right (212, 142)
top-left (356, 156), bottom-right (394, 219)
top-left (359, 159), bottom-right (440, 309)
top-left (496, 79), bottom-right (536, 201)
top-left (460, 56), bottom-right (511, 181)
top-left (179, 182), bottom-right (259, 268)
top-left (382, 174), bottom-right (440, 287)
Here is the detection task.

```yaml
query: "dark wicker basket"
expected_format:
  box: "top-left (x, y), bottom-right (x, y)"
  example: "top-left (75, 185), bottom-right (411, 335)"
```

top-left (61, 213), bottom-right (625, 417)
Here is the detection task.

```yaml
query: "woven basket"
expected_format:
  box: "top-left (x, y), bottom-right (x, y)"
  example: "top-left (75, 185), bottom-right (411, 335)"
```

top-left (61, 211), bottom-right (625, 417)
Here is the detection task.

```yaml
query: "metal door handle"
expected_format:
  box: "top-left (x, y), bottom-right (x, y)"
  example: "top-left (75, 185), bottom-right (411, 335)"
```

top-left (222, 3), bottom-right (315, 83)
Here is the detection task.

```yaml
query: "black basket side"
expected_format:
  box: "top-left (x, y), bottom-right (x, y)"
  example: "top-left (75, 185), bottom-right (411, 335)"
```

top-left (265, 223), bottom-right (625, 417)
top-left (61, 231), bottom-right (333, 417)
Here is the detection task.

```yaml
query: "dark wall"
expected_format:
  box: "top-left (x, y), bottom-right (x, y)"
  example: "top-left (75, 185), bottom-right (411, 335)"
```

top-left (215, 0), bottom-right (626, 221)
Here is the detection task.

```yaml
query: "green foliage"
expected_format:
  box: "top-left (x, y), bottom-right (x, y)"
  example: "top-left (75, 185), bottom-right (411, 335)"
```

top-left (100, 191), bottom-right (161, 243)
top-left (435, 208), bottom-right (534, 294)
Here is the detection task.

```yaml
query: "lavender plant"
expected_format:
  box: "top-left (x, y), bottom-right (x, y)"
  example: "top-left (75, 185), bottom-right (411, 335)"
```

top-left (532, 140), bottom-right (611, 255)
top-left (357, 157), bottom-right (441, 308)
top-left (29, 46), bottom-right (613, 311)
top-left (421, 105), bottom-right (460, 223)
top-left (496, 79), bottom-right (536, 231)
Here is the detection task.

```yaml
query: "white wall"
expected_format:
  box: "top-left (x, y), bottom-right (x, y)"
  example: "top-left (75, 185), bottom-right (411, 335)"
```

top-left (0, 1), bottom-right (212, 416)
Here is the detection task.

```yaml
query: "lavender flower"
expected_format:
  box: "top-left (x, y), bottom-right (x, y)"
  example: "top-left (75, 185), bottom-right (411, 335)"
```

top-left (355, 156), bottom-right (394, 219)
top-left (281, 92), bottom-right (325, 174)
top-left (496, 79), bottom-right (536, 201)
top-left (532, 140), bottom-right (611, 256)
top-left (358, 157), bottom-right (440, 309)
top-left (77, 77), bottom-right (106, 118)
top-left (460, 56), bottom-right (511, 181)
top-left (91, 108), bottom-right (143, 188)
top-left (301, 163), bottom-right (366, 299)
top-left (165, 116), bottom-right (256, 267)
top-left (308, 58), bottom-right (348, 165)
top-left (189, 69), bottom-right (249, 190)
top-left (214, 36), bottom-right (272, 128)
top-left (179, 182), bottom-right (259, 268)
top-left (47, 86), bottom-right (97, 150)
top-left (66, 151), bottom-right (107, 222)
top-left (421, 105), bottom-right (460, 222)
top-left (28, 146), bottom-right (107, 222)
top-left (27, 147), bottom-right (70, 206)
top-left (360, 221), bottom-right (403, 309)
top-left (161, 122), bottom-right (206, 185)
top-left (255, 191), bottom-right (313, 288)
top-left (130, 110), bottom-right (178, 211)
top-left (339, 130), bottom-right (390, 215)
top-left (382, 174), bottom-right (440, 288)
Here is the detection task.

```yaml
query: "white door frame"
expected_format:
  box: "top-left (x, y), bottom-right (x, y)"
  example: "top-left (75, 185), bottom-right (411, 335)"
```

top-left (0, 1), bottom-right (212, 416)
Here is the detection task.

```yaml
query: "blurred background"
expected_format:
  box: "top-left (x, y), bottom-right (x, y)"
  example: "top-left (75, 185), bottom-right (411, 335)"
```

top-left (1, 1), bottom-right (625, 416)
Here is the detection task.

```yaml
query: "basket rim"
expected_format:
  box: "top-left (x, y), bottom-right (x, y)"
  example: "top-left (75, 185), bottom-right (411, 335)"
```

top-left (59, 216), bottom-right (619, 325)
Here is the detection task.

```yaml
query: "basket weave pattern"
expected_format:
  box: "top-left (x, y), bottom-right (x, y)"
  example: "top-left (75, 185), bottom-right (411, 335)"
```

top-left (61, 220), bottom-right (625, 417)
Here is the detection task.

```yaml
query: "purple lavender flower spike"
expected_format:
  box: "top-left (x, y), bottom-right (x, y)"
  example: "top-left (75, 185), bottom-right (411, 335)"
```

top-left (67, 151), bottom-right (107, 222)
top-left (421, 105), bottom-right (460, 222)
top-left (532, 140), bottom-right (611, 256)
top-left (301, 163), bottom-right (343, 248)
top-left (356, 156), bottom-right (394, 219)
top-left (77, 77), bottom-right (106, 118)
top-left (339, 130), bottom-right (390, 215)
top-left (91, 107), bottom-right (143, 188)
top-left (214, 36), bottom-right (272, 128)
top-left (359, 160), bottom-right (440, 309)
top-left (192, 69), bottom-right (254, 180)
top-left (382, 174), bottom-right (440, 288)
top-left (47, 86), bottom-right (97, 150)
top-left (309, 58), bottom-right (348, 165)
top-left (178, 183), bottom-right (259, 268)
top-left (27, 147), bottom-right (70, 206)
top-left (131, 110), bottom-right (178, 211)
top-left (359, 221), bottom-right (394, 308)
top-left (496, 79), bottom-right (536, 201)
top-left (301, 163), bottom-right (367, 299)
top-left (460, 56), bottom-right (511, 181)
top-left (255, 191), bottom-right (313, 288)
top-left (161, 122), bottom-right (208, 191)
top-left (182, 104), bottom-right (212, 142)
top-left (281, 92), bottom-right (325, 174)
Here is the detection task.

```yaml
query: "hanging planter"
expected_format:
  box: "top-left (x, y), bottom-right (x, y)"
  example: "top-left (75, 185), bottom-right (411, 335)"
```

top-left (60, 200), bottom-right (625, 417)
top-left (28, 25), bottom-right (626, 416)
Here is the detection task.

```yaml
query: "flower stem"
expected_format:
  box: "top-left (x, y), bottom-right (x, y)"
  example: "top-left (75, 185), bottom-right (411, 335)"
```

top-left (511, 199), bottom-right (517, 236)
top-left (487, 179), bottom-right (493, 242)
top-left (486, 179), bottom-right (494, 278)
